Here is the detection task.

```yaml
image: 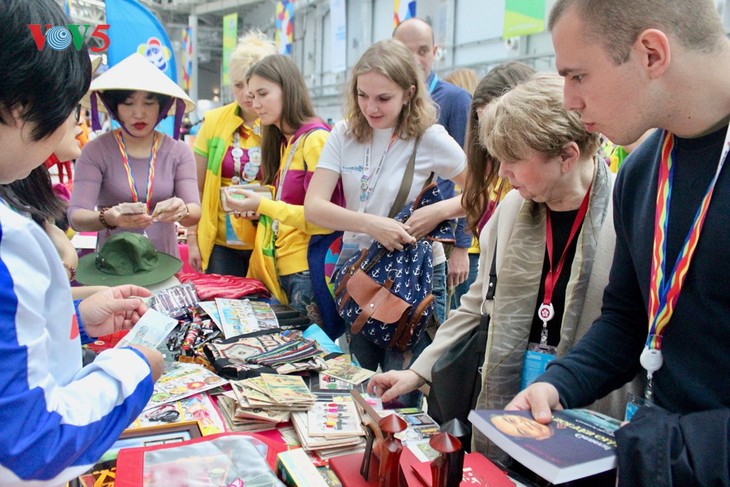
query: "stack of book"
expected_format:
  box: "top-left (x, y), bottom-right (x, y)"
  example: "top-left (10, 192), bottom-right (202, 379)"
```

top-left (292, 392), bottom-right (367, 459)
top-left (219, 374), bottom-right (317, 431)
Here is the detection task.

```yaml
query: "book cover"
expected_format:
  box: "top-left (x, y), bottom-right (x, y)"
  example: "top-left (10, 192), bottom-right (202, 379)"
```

top-left (468, 409), bottom-right (620, 484)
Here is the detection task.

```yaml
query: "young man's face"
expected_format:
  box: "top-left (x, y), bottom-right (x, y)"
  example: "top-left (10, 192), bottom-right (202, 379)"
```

top-left (551, 7), bottom-right (652, 146)
top-left (0, 109), bottom-right (67, 184)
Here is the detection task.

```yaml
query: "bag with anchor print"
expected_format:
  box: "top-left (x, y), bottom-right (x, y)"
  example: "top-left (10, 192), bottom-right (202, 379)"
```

top-left (332, 183), bottom-right (455, 352)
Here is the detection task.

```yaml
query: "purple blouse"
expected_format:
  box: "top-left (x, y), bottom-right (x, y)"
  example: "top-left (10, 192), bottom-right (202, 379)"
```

top-left (68, 131), bottom-right (200, 257)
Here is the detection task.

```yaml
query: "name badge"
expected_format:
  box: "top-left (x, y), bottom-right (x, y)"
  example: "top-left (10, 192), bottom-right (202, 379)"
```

top-left (225, 214), bottom-right (244, 246)
top-left (520, 342), bottom-right (557, 390)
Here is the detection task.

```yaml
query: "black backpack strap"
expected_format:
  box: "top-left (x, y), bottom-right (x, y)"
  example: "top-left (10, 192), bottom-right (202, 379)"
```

top-left (485, 241), bottom-right (498, 300)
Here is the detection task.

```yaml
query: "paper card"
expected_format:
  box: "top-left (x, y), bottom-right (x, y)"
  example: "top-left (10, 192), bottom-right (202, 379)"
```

top-left (116, 308), bottom-right (178, 350)
top-left (322, 358), bottom-right (375, 385)
top-left (144, 363), bottom-right (228, 411)
top-left (197, 301), bottom-right (223, 330)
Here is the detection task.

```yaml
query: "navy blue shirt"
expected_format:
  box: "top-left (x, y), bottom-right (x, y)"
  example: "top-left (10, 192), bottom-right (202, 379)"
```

top-left (427, 72), bottom-right (472, 248)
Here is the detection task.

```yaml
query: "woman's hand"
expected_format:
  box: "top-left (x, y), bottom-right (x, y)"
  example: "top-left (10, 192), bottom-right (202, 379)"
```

top-left (152, 197), bottom-right (189, 223)
top-left (77, 285), bottom-right (152, 338)
top-left (106, 205), bottom-right (153, 229)
top-left (367, 370), bottom-right (426, 403)
top-left (365, 215), bottom-right (416, 252)
top-left (187, 240), bottom-right (203, 272)
top-left (406, 204), bottom-right (445, 240)
top-left (225, 189), bottom-right (262, 214)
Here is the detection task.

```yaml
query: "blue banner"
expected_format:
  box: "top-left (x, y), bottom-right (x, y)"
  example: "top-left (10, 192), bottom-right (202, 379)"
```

top-left (105, 0), bottom-right (178, 135)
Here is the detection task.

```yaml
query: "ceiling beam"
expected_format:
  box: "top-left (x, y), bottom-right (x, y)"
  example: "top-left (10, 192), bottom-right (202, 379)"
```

top-left (192, 0), bottom-right (268, 16)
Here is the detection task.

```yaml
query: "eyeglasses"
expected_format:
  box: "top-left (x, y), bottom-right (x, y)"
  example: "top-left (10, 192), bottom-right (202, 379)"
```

top-left (74, 104), bottom-right (82, 123)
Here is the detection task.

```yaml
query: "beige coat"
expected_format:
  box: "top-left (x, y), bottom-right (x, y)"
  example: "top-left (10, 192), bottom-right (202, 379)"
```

top-left (410, 160), bottom-right (641, 458)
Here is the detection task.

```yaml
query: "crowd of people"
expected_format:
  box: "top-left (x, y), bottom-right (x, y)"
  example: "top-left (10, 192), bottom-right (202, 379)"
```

top-left (1, 0), bottom-right (728, 485)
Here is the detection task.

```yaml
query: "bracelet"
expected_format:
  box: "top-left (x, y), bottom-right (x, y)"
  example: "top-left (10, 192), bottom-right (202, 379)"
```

top-left (99, 207), bottom-right (117, 229)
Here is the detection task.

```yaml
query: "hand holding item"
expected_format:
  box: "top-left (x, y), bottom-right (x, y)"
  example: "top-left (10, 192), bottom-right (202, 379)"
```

top-left (407, 203), bottom-right (445, 240)
top-left (152, 197), bottom-right (188, 223)
top-left (505, 381), bottom-right (563, 424)
top-left (77, 284), bottom-right (152, 337)
top-left (367, 369), bottom-right (426, 403)
top-left (103, 205), bottom-right (153, 229)
top-left (365, 214), bottom-right (416, 252)
top-left (224, 188), bottom-right (262, 214)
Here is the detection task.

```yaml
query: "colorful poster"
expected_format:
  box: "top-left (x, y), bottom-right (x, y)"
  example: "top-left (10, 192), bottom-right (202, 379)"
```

top-left (276, 0), bottom-right (295, 55)
top-left (394, 0), bottom-right (416, 28)
top-left (181, 27), bottom-right (192, 92)
top-left (503, 0), bottom-right (545, 38)
top-left (222, 13), bottom-right (238, 89)
top-left (330, 0), bottom-right (346, 72)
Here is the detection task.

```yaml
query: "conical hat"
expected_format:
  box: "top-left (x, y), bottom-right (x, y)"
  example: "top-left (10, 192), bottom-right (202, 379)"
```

top-left (89, 53), bottom-right (194, 114)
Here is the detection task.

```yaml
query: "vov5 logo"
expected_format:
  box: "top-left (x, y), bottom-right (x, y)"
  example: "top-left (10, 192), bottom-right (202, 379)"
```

top-left (27, 24), bottom-right (110, 52)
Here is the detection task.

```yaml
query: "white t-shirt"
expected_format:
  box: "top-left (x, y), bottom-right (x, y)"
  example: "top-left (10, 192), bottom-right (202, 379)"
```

top-left (318, 120), bottom-right (466, 264)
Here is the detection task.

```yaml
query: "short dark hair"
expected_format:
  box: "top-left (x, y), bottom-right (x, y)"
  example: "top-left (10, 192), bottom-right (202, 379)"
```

top-left (0, 0), bottom-right (91, 141)
top-left (98, 90), bottom-right (172, 122)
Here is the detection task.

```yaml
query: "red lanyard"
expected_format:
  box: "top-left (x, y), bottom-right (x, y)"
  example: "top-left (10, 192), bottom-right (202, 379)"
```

top-left (537, 185), bottom-right (592, 331)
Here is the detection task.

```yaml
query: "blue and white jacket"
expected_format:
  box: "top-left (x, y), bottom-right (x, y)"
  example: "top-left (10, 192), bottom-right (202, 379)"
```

top-left (0, 203), bottom-right (153, 486)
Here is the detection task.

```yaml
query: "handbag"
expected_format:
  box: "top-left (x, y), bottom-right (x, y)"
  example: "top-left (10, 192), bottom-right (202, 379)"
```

top-left (333, 179), bottom-right (454, 352)
top-left (427, 244), bottom-right (498, 436)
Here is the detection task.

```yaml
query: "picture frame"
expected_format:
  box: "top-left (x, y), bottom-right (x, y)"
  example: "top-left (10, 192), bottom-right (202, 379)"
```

top-left (70, 421), bottom-right (203, 487)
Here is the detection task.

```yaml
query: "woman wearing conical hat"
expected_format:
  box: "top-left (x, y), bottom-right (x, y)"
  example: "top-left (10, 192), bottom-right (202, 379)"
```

top-left (68, 53), bottom-right (201, 258)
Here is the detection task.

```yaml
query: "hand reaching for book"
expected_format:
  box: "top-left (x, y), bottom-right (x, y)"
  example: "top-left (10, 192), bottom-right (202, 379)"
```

top-left (367, 369), bottom-right (426, 403)
top-left (505, 381), bottom-right (563, 423)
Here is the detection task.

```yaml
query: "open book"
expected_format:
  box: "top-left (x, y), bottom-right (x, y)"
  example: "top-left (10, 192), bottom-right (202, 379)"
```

top-left (469, 409), bottom-right (621, 484)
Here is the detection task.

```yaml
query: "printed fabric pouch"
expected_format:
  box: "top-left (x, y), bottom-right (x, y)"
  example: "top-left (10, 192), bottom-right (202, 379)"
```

top-left (333, 182), bottom-right (455, 352)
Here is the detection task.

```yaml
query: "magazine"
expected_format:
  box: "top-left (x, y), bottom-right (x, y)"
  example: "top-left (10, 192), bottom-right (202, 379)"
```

top-left (468, 409), bottom-right (620, 484)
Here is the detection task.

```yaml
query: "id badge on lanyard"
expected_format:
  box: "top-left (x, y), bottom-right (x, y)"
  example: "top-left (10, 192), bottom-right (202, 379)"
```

top-left (520, 343), bottom-right (557, 390)
top-left (225, 214), bottom-right (245, 246)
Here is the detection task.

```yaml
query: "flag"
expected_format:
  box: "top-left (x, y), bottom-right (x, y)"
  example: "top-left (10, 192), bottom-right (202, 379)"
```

top-left (503, 0), bottom-right (545, 38)
top-left (105, 0), bottom-right (179, 135)
top-left (394, 0), bottom-right (416, 28)
top-left (275, 0), bottom-right (294, 55)
top-left (182, 27), bottom-right (192, 92)
top-left (222, 13), bottom-right (238, 90)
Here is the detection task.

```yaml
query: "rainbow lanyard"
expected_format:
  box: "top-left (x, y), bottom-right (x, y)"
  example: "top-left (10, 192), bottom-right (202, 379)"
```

top-left (113, 129), bottom-right (160, 213)
top-left (641, 127), bottom-right (730, 400)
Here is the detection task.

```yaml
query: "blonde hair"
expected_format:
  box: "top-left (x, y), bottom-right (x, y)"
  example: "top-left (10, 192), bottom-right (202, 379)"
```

top-left (345, 39), bottom-right (436, 143)
top-left (229, 31), bottom-right (276, 83)
top-left (480, 73), bottom-right (599, 163)
top-left (444, 68), bottom-right (479, 95)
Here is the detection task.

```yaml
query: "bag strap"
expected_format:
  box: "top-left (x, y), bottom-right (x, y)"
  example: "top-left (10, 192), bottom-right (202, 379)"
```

top-left (485, 241), bottom-right (498, 300)
top-left (387, 135), bottom-right (421, 219)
